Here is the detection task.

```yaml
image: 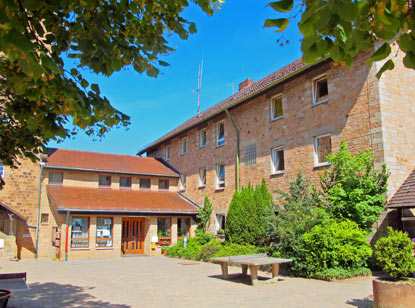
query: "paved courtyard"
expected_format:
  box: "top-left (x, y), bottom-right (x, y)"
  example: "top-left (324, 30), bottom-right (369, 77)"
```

top-left (1, 256), bottom-right (374, 308)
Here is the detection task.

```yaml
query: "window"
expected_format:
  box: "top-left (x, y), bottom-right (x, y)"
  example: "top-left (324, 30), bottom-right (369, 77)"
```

top-left (312, 75), bottom-right (328, 105)
top-left (96, 217), bottom-right (113, 247)
top-left (120, 177), bottom-right (131, 188)
top-left (199, 129), bottom-right (207, 148)
top-left (199, 168), bottom-right (206, 187)
top-left (216, 164), bottom-right (225, 189)
top-left (157, 218), bottom-right (171, 246)
top-left (0, 163), bottom-right (4, 177)
top-left (271, 147), bottom-right (285, 174)
top-left (180, 137), bottom-right (187, 155)
top-left (140, 178), bottom-right (151, 189)
top-left (165, 146), bottom-right (170, 161)
top-left (315, 134), bottom-right (332, 165)
top-left (41, 213), bottom-right (49, 225)
top-left (244, 144), bottom-right (257, 166)
top-left (177, 218), bottom-right (190, 238)
top-left (271, 95), bottom-right (283, 120)
top-left (71, 217), bottom-right (89, 248)
top-left (159, 179), bottom-right (169, 190)
top-left (216, 122), bottom-right (225, 147)
top-left (216, 214), bottom-right (225, 232)
top-left (49, 172), bottom-right (63, 184)
top-left (179, 175), bottom-right (186, 191)
top-left (99, 175), bottom-right (111, 187)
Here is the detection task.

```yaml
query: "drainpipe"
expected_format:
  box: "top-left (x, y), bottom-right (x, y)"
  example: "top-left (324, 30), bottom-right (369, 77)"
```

top-left (225, 109), bottom-right (240, 192)
top-left (65, 211), bottom-right (70, 261)
top-left (34, 162), bottom-right (45, 259)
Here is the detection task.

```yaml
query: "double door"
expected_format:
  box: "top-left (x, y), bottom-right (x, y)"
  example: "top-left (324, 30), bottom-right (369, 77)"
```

top-left (122, 217), bottom-right (145, 254)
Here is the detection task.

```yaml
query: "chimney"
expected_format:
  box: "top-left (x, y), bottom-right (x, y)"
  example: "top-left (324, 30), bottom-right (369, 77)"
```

top-left (238, 78), bottom-right (254, 91)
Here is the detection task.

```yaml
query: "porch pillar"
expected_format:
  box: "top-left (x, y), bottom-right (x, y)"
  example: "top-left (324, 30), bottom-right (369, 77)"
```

top-left (7, 213), bottom-right (15, 236)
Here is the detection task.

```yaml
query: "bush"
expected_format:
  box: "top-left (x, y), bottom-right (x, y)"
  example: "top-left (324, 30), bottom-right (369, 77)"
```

top-left (374, 227), bottom-right (415, 280)
top-left (165, 234), bottom-right (214, 260)
top-left (312, 267), bottom-right (372, 281)
top-left (212, 243), bottom-right (260, 257)
top-left (226, 179), bottom-right (274, 245)
top-left (320, 141), bottom-right (389, 232)
top-left (200, 241), bottom-right (222, 261)
top-left (269, 172), bottom-right (329, 276)
top-left (301, 220), bottom-right (372, 277)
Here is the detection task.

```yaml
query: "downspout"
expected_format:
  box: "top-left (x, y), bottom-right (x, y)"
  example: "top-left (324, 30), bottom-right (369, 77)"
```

top-left (65, 211), bottom-right (70, 261)
top-left (34, 162), bottom-right (45, 259)
top-left (225, 109), bottom-right (240, 192)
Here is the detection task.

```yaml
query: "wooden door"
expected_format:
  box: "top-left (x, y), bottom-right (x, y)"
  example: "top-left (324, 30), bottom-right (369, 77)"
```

top-left (122, 217), bottom-right (145, 254)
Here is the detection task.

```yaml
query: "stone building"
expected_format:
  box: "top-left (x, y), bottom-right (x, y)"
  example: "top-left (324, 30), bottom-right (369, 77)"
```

top-left (0, 149), bottom-right (198, 260)
top-left (139, 52), bottom-right (415, 234)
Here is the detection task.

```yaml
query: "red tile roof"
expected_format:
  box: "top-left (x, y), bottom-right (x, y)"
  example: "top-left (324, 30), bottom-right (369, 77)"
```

top-left (138, 58), bottom-right (314, 154)
top-left (387, 169), bottom-right (415, 208)
top-left (47, 185), bottom-right (199, 214)
top-left (0, 201), bottom-right (27, 221)
top-left (45, 148), bottom-right (178, 177)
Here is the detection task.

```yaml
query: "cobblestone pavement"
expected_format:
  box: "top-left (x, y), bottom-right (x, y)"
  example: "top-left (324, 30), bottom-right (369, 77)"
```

top-left (1, 256), bottom-right (374, 308)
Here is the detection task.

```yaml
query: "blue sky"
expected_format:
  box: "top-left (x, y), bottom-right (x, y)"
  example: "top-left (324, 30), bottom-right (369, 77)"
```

top-left (47, 0), bottom-right (302, 155)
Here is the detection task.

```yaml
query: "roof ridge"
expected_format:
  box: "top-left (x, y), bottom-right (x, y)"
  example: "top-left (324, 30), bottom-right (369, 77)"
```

top-left (48, 148), bottom-right (155, 160)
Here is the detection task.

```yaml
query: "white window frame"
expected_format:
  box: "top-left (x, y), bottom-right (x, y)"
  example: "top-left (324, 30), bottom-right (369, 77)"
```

top-left (180, 137), bottom-right (187, 155)
top-left (179, 174), bottom-right (186, 191)
top-left (199, 128), bottom-right (207, 148)
top-left (199, 168), bottom-right (206, 187)
top-left (312, 74), bottom-right (329, 106)
top-left (314, 134), bottom-right (332, 166)
top-left (165, 145), bottom-right (170, 161)
top-left (215, 214), bottom-right (225, 232)
top-left (270, 94), bottom-right (283, 121)
top-left (216, 163), bottom-right (225, 189)
top-left (271, 147), bottom-right (285, 175)
top-left (216, 121), bottom-right (225, 147)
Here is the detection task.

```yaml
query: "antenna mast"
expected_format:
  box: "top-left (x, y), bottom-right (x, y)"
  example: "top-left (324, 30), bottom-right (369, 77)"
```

top-left (197, 59), bottom-right (203, 116)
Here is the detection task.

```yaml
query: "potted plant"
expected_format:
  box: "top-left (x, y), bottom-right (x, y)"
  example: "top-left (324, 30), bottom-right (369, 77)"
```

top-left (373, 227), bottom-right (415, 308)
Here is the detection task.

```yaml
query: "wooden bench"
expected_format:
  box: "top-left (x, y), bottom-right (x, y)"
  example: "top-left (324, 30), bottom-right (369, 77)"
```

top-left (211, 253), bottom-right (292, 286)
top-left (0, 273), bottom-right (29, 293)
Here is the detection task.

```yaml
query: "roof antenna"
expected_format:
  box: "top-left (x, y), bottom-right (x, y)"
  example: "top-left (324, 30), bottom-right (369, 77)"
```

top-left (193, 59), bottom-right (203, 116)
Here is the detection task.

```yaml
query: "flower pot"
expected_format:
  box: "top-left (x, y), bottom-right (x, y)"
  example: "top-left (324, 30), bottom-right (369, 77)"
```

top-left (373, 278), bottom-right (415, 308)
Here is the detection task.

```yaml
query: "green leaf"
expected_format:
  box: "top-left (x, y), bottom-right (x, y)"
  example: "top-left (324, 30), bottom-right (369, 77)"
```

top-left (5, 29), bottom-right (34, 53)
top-left (376, 59), bottom-right (395, 79)
top-left (403, 52), bottom-right (415, 69)
top-left (368, 43), bottom-right (391, 65)
top-left (80, 79), bottom-right (89, 88)
top-left (70, 68), bottom-right (79, 76)
top-left (268, 0), bottom-right (293, 13)
top-left (91, 84), bottom-right (100, 95)
top-left (146, 64), bottom-right (159, 77)
top-left (336, 25), bottom-right (347, 43)
top-left (398, 33), bottom-right (414, 52)
top-left (158, 60), bottom-right (170, 67)
top-left (264, 18), bottom-right (290, 32)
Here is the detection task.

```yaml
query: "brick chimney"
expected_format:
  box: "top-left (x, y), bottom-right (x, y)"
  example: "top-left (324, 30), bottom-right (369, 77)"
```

top-left (239, 78), bottom-right (254, 91)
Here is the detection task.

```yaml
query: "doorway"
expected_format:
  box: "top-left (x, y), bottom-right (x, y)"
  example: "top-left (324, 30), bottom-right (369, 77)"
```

top-left (121, 217), bottom-right (145, 254)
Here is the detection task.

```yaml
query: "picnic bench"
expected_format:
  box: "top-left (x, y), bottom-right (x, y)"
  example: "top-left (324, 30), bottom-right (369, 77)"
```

top-left (0, 273), bottom-right (29, 293)
top-left (210, 253), bottom-right (292, 286)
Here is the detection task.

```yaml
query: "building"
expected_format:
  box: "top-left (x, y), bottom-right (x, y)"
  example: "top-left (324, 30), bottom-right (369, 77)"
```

top-left (0, 149), bottom-right (199, 260)
top-left (138, 51), bottom-right (415, 234)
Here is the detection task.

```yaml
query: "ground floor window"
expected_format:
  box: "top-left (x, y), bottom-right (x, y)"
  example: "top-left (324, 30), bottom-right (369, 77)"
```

top-left (216, 214), bottom-right (225, 233)
top-left (71, 217), bottom-right (89, 248)
top-left (96, 217), bottom-right (113, 247)
top-left (157, 218), bottom-right (171, 246)
top-left (177, 218), bottom-right (190, 239)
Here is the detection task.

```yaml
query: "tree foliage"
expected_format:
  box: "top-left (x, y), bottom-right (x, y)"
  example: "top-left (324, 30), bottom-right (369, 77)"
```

top-left (225, 180), bottom-right (274, 246)
top-left (0, 0), bottom-right (223, 186)
top-left (320, 141), bottom-right (389, 232)
top-left (265, 0), bottom-right (415, 78)
top-left (196, 195), bottom-right (213, 233)
top-left (374, 227), bottom-right (415, 279)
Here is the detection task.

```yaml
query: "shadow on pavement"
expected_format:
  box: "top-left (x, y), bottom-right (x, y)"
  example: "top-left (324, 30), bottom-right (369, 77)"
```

top-left (8, 282), bottom-right (130, 308)
top-left (346, 296), bottom-right (374, 308)
top-left (208, 274), bottom-right (286, 286)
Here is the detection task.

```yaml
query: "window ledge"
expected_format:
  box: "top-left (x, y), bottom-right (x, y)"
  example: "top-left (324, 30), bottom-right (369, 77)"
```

top-left (95, 247), bottom-right (114, 250)
top-left (99, 186), bottom-right (112, 189)
top-left (180, 153), bottom-right (186, 156)
top-left (215, 187), bottom-right (225, 192)
top-left (216, 143), bottom-right (225, 148)
top-left (198, 185), bottom-right (206, 189)
top-left (270, 171), bottom-right (285, 177)
top-left (270, 115), bottom-right (284, 123)
top-left (179, 189), bottom-right (186, 192)
top-left (199, 144), bottom-right (207, 149)
top-left (312, 98), bottom-right (329, 107)
top-left (314, 162), bottom-right (331, 169)
top-left (70, 248), bottom-right (89, 251)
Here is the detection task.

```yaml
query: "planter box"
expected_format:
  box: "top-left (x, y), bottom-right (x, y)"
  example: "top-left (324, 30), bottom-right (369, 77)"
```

top-left (373, 278), bottom-right (415, 308)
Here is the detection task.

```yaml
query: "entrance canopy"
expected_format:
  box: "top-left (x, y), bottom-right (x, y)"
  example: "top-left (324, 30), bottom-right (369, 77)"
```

top-left (0, 201), bottom-right (27, 222)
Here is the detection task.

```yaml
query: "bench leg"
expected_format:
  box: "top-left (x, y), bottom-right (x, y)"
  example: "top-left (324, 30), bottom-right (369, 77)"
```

top-left (221, 262), bottom-right (229, 279)
top-left (241, 265), bottom-right (248, 276)
top-left (249, 265), bottom-right (259, 286)
top-left (272, 263), bottom-right (280, 278)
